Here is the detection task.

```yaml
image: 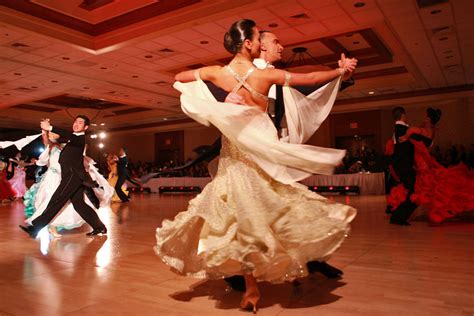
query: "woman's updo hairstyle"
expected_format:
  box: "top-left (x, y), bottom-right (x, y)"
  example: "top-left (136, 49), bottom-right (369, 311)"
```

top-left (427, 107), bottom-right (442, 125)
top-left (223, 19), bottom-right (257, 54)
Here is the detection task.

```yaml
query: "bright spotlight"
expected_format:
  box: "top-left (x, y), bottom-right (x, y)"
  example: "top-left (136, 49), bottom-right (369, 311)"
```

top-left (99, 132), bottom-right (106, 139)
top-left (91, 134), bottom-right (98, 139)
top-left (100, 123), bottom-right (105, 126)
top-left (38, 147), bottom-right (45, 153)
top-left (98, 143), bottom-right (104, 148)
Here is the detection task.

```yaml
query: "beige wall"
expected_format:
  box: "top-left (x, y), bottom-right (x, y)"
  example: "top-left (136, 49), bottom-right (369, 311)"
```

top-left (305, 119), bottom-right (331, 147)
top-left (183, 126), bottom-right (221, 160)
top-left (88, 133), bottom-right (155, 163)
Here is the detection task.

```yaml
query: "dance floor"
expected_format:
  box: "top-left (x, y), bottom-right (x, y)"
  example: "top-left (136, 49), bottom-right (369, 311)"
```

top-left (1, 194), bottom-right (473, 315)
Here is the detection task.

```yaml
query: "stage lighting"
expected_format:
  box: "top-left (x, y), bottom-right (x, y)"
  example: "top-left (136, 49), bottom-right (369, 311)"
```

top-left (99, 132), bottom-right (106, 139)
top-left (98, 143), bottom-right (104, 148)
top-left (308, 185), bottom-right (359, 195)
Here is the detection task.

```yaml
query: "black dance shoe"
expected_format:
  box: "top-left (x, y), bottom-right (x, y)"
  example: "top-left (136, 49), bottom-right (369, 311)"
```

top-left (307, 261), bottom-right (343, 279)
top-left (86, 226), bottom-right (107, 236)
top-left (19, 225), bottom-right (38, 239)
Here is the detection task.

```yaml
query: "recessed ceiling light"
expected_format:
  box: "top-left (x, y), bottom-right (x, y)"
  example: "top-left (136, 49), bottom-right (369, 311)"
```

top-left (199, 40), bottom-right (209, 44)
top-left (368, 91), bottom-right (375, 95)
top-left (83, 87), bottom-right (90, 90)
top-left (144, 55), bottom-right (153, 58)
top-left (62, 57), bottom-right (70, 60)
top-left (100, 67), bottom-right (108, 70)
top-left (132, 75), bottom-right (139, 78)
top-left (268, 23), bottom-right (279, 28)
top-left (14, 73), bottom-right (22, 76)
top-left (430, 9), bottom-right (442, 15)
top-left (100, 123), bottom-right (105, 126)
top-left (354, 2), bottom-right (366, 8)
top-left (51, 80), bottom-right (58, 83)
top-left (163, 118), bottom-right (168, 121)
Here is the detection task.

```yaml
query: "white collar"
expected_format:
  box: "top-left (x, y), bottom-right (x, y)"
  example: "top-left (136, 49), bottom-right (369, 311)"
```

top-left (395, 120), bottom-right (409, 127)
top-left (119, 154), bottom-right (126, 158)
top-left (253, 58), bottom-right (273, 70)
top-left (73, 132), bottom-right (85, 136)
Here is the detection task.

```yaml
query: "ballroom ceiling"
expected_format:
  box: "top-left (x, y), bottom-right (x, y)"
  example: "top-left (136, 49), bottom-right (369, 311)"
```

top-left (0, 0), bottom-right (473, 132)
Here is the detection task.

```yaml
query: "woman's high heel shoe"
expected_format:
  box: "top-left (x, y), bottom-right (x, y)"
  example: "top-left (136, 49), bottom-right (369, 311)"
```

top-left (240, 292), bottom-right (259, 314)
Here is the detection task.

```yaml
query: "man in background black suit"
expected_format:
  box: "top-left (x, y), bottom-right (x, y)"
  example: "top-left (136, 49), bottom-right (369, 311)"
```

top-left (114, 147), bottom-right (131, 203)
top-left (389, 107), bottom-right (417, 225)
top-left (20, 115), bottom-right (107, 238)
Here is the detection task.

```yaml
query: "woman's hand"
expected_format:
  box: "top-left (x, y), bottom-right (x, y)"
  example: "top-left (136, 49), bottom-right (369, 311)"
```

top-left (338, 53), bottom-right (357, 76)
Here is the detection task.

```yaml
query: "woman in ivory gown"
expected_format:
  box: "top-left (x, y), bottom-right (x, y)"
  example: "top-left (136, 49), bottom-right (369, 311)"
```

top-left (24, 132), bottom-right (114, 237)
top-left (155, 19), bottom-right (357, 312)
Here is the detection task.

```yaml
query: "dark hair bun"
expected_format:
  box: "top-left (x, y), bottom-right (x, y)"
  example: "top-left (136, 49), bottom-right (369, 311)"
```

top-left (223, 31), bottom-right (239, 54)
top-left (223, 19), bottom-right (256, 54)
top-left (427, 107), bottom-right (442, 125)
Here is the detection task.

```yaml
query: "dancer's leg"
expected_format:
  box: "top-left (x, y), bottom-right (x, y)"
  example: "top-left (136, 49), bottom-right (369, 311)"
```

top-left (70, 187), bottom-right (105, 230)
top-left (241, 274), bottom-right (260, 313)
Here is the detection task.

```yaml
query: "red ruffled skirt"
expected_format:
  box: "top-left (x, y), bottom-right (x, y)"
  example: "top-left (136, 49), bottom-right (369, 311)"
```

top-left (386, 140), bottom-right (474, 223)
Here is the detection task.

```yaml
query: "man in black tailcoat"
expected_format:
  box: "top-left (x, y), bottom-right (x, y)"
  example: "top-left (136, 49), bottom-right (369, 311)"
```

top-left (20, 115), bottom-right (107, 238)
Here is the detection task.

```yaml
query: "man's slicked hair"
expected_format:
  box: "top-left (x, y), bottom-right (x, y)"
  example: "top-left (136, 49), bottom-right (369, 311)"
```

top-left (258, 30), bottom-right (272, 42)
top-left (75, 115), bottom-right (90, 126)
top-left (391, 107), bottom-right (406, 121)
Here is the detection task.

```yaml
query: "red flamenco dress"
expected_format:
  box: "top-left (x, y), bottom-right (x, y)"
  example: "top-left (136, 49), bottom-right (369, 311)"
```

top-left (386, 135), bottom-right (474, 224)
top-left (0, 162), bottom-right (16, 201)
top-left (410, 137), bottom-right (474, 224)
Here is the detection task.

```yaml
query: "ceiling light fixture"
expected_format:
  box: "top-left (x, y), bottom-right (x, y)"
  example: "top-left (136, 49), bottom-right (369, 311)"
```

top-left (283, 47), bottom-right (319, 68)
top-left (368, 91), bottom-right (375, 95)
top-left (199, 41), bottom-right (209, 44)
